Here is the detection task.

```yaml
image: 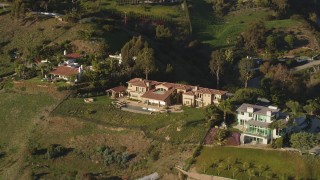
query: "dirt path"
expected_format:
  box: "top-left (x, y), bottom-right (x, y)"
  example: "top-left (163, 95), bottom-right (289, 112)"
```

top-left (175, 167), bottom-right (232, 180)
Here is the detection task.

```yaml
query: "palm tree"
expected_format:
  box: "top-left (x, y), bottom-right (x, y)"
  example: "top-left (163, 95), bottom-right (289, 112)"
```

top-left (217, 163), bottom-right (225, 176)
top-left (257, 164), bottom-right (265, 177)
top-left (218, 100), bottom-right (233, 124)
top-left (231, 166), bottom-right (239, 179)
top-left (247, 169), bottom-right (255, 180)
top-left (205, 105), bottom-right (221, 126)
top-left (242, 162), bottom-right (250, 172)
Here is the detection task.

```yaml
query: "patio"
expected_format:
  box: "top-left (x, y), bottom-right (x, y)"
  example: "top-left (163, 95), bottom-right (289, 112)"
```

top-left (115, 97), bottom-right (183, 113)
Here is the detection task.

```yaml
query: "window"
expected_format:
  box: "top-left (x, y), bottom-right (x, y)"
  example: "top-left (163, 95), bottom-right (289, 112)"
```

top-left (241, 112), bottom-right (244, 115)
top-left (136, 87), bottom-right (138, 91)
top-left (249, 113), bottom-right (253, 117)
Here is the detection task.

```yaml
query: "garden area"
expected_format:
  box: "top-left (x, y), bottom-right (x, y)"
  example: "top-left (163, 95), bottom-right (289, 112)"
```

top-left (51, 95), bottom-right (209, 144)
top-left (193, 146), bottom-right (320, 179)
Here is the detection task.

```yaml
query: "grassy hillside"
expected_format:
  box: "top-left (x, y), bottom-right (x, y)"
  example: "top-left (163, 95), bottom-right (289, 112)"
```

top-left (101, 0), bottom-right (184, 21)
top-left (190, 0), bottom-right (301, 48)
top-left (0, 92), bottom-right (58, 179)
top-left (0, 13), bottom-right (131, 76)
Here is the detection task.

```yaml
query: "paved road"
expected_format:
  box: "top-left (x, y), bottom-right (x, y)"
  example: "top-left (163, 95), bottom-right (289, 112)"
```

top-left (293, 60), bottom-right (320, 72)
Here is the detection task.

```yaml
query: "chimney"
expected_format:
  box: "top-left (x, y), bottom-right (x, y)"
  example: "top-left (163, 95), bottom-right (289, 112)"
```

top-left (146, 82), bottom-right (150, 88)
top-left (266, 110), bottom-right (272, 116)
top-left (194, 86), bottom-right (199, 91)
top-left (247, 107), bottom-right (254, 113)
top-left (64, 50), bottom-right (67, 56)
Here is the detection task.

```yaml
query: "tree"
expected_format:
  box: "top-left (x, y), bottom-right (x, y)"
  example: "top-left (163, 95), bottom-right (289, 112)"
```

top-left (238, 58), bottom-right (255, 88)
top-left (284, 34), bottom-right (295, 49)
top-left (259, 61), bottom-right (271, 75)
top-left (303, 99), bottom-right (320, 115)
top-left (290, 132), bottom-right (317, 153)
top-left (242, 162), bottom-right (250, 172)
top-left (218, 100), bottom-right (233, 124)
top-left (209, 50), bottom-right (225, 89)
top-left (247, 169), bottom-right (255, 180)
top-left (205, 105), bottom-right (221, 126)
top-left (232, 88), bottom-right (264, 104)
top-left (231, 166), bottom-right (239, 179)
top-left (217, 162), bottom-right (225, 175)
top-left (242, 21), bottom-right (267, 51)
top-left (214, 129), bottom-right (229, 146)
top-left (136, 46), bottom-right (156, 80)
top-left (225, 158), bottom-right (232, 170)
top-left (257, 164), bottom-right (265, 177)
top-left (266, 35), bottom-right (277, 53)
top-left (286, 100), bottom-right (301, 117)
top-left (272, 0), bottom-right (288, 15)
top-left (155, 25), bottom-right (172, 39)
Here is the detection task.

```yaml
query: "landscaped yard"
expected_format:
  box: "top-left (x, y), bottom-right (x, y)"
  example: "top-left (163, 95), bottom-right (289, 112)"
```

top-left (51, 95), bottom-right (209, 144)
top-left (190, 0), bottom-right (300, 47)
top-left (193, 146), bottom-right (320, 179)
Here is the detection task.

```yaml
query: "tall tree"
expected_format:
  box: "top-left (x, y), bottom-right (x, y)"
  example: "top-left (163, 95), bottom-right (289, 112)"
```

top-left (209, 50), bottom-right (225, 89)
top-left (136, 46), bottom-right (156, 80)
top-left (238, 58), bottom-right (254, 88)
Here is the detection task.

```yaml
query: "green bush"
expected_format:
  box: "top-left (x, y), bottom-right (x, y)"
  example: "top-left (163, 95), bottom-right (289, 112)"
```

top-left (273, 137), bottom-right (283, 149)
top-left (150, 150), bottom-right (160, 161)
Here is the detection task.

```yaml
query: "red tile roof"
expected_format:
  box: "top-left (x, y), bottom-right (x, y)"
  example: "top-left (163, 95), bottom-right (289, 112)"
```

top-left (50, 66), bottom-right (79, 76)
top-left (183, 91), bottom-right (195, 96)
top-left (65, 53), bottom-right (83, 59)
top-left (141, 88), bottom-right (175, 101)
top-left (196, 88), bottom-right (227, 95)
top-left (107, 86), bottom-right (126, 93)
top-left (127, 78), bottom-right (160, 87)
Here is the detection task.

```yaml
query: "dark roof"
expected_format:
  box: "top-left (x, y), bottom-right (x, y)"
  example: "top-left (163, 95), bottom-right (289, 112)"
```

top-left (141, 88), bottom-right (175, 101)
top-left (107, 86), bottom-right (126, 93)
top-left (65, 53), bottom-right (83, 59)
top-left (236, 103), bottom-right (280, 116)
top-left (50, 66), bottom-right (79, 76)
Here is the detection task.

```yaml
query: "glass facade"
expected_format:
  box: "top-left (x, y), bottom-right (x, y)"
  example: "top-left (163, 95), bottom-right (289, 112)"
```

top-left (246, 125), bottom-right (270, 137)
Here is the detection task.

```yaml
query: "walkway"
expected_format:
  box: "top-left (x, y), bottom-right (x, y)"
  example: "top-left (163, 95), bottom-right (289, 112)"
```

top-left (292, 60), bottom-right (320, 72)
top-left (175, 167), bottom-right (232, 180)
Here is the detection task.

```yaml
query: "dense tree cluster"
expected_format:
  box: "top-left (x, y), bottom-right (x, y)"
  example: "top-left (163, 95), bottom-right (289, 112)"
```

top-left (121, 36), bottom-right (156, 80)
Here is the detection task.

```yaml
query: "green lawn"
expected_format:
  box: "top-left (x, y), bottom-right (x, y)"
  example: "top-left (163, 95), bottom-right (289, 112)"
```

top-left (51, 96), bottom-right (209, 144)
top-left (190, 0), bottom-right (299, 47)
top-left (193, 146), bottom-right (320, 179)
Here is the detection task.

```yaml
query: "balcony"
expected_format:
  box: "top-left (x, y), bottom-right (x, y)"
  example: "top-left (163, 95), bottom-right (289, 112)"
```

top-left (244, 130), bottom-right (270, 138)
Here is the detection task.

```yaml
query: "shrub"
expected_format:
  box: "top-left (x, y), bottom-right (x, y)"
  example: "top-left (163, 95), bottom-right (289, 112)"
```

top-left (150, 150), bottom-right (160, 161)
top-left (47, 144), bottom-right (68, 159)
top-left (273, 137), bottom-right (283, 148)
top-left (103, 24), bottom-right (114, 32)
